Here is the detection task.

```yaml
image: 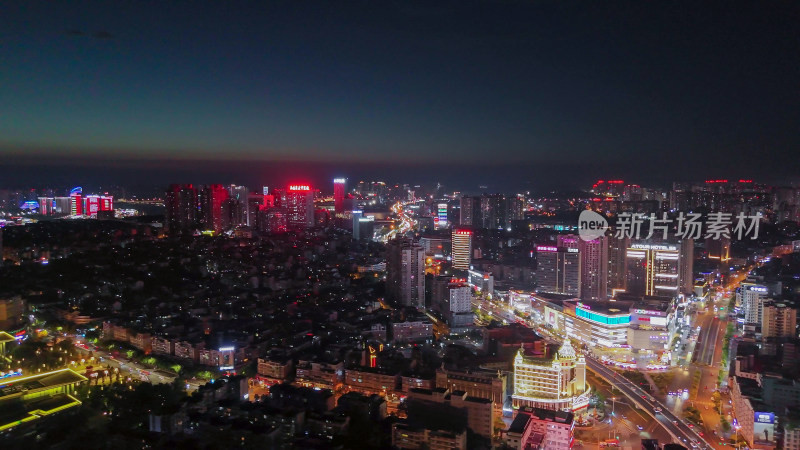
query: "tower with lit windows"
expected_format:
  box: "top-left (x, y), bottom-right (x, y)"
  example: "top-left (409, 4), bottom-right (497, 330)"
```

top-left (452, 228), bottom-right (473, 270)
top-left (625, 240), bottom-right (693, 297)
top-left (333, 178), bottom-right (347, 215)
top-left (284, 184), bottom-right (315, 229)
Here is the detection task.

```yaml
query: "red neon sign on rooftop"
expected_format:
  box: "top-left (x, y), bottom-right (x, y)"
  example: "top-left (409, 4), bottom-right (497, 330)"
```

top-left (288, 185), bottom-right (311, 191)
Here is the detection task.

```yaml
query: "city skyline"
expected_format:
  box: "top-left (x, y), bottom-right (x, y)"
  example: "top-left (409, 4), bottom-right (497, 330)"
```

top-left (3, 3), bottom-right (800, 448)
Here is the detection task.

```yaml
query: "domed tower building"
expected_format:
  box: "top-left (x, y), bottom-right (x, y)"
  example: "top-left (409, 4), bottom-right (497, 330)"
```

top-left (512, 339), bottom-right (590, 412)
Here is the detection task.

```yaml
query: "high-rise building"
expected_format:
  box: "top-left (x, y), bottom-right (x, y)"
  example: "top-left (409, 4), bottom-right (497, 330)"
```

top-left (536, 246), bottom-right (581, 297)
top-left (70, 193), bottom-right (83, 216)
top-left (38, 197), bottom-right (54, 215)
top-left (202, 184), bottom-right (230, 233)
top-left (446, 282), bottom-right (472, 314)
top-left (352, 211), bottom-right (375, 241)
top-left (246, 193), bottom-right (265, 228)
top-left (260, 207), bottom-right (288, 234)
top-left (459, 196), bottom-right (481, 226)
top-left (451, 229), bottom-right (473, 270)
top-left (165, 184), bottom-right (198, 234)
top-left (334, 178), bottom-right (347, 215)
top-left (507, 194), bottom-right (526, 225)
top-left (480, 194), bottom-right (507, 230)
top-left (558, 235), bottom-right (608, 300)
top-left (740, 283), bottom-right (770, 325)
top-left (225, 185), bottom-right (249, 227)
top-left (625, 240), bottom-right (694, 297)
top-left (284, 184), bottom-right (315, 229)
top-left (386, 238), bottom-right (426, 308)
top-left (449, 282), bottom-right (474, 329)
top-left (762, 302), bottom-right (797, 339)
top-left (512, 340), bottom-right (590, 411)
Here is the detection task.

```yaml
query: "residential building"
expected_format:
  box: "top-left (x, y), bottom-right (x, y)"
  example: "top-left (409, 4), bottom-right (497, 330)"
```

top-left (386, 238), bottom-right (426, 308)
top-left (504, 406), bottom-right (574, 450)
top-left (762, 302), bottom-right (797, 339)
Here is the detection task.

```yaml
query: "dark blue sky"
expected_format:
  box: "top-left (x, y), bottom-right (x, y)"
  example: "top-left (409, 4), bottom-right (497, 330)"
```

top-left (2, 1), bottom-right (799, 190)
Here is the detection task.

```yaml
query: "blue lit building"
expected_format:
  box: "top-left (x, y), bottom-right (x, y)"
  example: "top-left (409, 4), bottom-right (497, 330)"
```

top-left (564, 300), bottom-right (633, 348)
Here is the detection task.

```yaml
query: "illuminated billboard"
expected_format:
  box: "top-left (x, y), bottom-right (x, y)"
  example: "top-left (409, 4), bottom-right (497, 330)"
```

top-left (754, 412), bottom-right (776, 444)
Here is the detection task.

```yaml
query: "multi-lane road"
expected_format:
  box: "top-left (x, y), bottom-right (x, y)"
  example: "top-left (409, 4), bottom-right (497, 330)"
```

top-left (588, 357), bottom-right (712, 449)
top-left (383, 200), bottom-right (417, 241)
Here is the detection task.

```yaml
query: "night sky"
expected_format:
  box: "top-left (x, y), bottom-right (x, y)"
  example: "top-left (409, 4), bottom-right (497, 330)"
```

top-left (2, 1), bottom-right (799, 191)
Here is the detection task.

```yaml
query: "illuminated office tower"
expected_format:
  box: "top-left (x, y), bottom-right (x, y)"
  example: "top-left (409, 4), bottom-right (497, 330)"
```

top-left (352, 211), bottom-right (375, 241)
top-left (512, 339), bottom-right (590, 412)
top-left (69, 187), bottom-right (83, 216)
top-left (386, 238), bottom-right (426, 308)
top-left (99, 195), bottom-right (113, 213)
top-left (202, 184), bottom-right (230, 233)
top-left (334, 178), bottom-right (347, 215)
top-left (84, 195), bottom-right (102, 216)
top-left (227, 184), bottom-right (249, 226)
top-left (165, 184), bottom-right (198, 234)
top-left (38, 197), bottom-right (54, 215)
top-left (451, 229), bottom-right (473, 270)
top-left (284, 184), bottom-right (315, 229)
top-left (81, 194), bottom-right (112, 217)
top-left (54, 197), bottom-right (72, 216)
top-left (625, 240), bottom-right (694, 297)
top-left (740, 283), bottom-right (770, 325)
top-left (536, 246), bottom-right (581, 297)
top-left (558, 235), bottom-right (608, 300)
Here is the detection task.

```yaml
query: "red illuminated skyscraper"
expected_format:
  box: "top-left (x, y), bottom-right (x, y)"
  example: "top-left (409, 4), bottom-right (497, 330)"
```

top-left (99, 195), bottom-right (113, 212)
top-left (85, 195), bottom-right (101, 216)
top-left (203, 184), bottom-right (230, 233)
top-left (333, 178), bottom-right (347, 215)
top-left (284, 184), bottom-right (315, 229)
top-left (70, 193), bottom-right (83, 216)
